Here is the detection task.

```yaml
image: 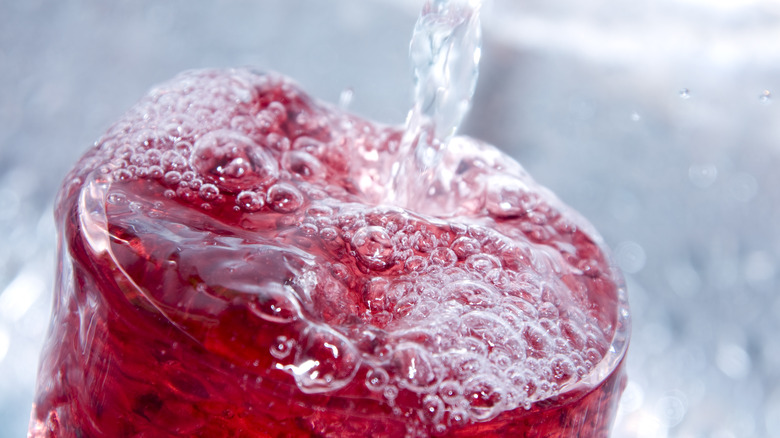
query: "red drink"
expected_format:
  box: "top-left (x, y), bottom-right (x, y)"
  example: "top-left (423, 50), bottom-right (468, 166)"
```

top-left (30, 69), bottom-right (629, 437)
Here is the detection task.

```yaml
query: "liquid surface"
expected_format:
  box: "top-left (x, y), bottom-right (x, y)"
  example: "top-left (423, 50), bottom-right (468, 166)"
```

top-left (30, 69), bottom-right (628, 437)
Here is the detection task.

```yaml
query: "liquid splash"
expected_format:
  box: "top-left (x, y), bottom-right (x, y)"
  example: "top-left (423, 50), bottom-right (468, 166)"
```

top-left (387, 0), bottom-right (484, 211)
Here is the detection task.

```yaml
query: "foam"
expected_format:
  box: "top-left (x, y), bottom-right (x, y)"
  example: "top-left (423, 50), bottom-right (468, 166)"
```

top-left (81, 69), bottom-right (623, 431)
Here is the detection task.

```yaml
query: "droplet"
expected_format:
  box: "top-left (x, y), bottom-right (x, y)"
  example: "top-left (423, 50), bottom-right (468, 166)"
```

top-left (191, 130), bottom-right (279, 192)
top-left (266, 183), bottom-right (304, 213)
top-left (352, 226), bottom-right (395, 270)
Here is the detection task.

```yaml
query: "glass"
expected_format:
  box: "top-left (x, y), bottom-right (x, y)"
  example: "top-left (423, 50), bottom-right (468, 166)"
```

top-left (29, 68), bottom-right (629, 437)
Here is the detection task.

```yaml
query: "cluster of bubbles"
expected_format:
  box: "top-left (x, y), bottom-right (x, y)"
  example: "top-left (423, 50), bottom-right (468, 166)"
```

top-left (83, 69), bottom-right (623, 432)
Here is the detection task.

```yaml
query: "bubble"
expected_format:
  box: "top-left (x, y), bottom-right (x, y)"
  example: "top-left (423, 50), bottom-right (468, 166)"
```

top-left (288, 326), bottom-right (361, 394)
top-left (404, 255), bottom-right (428, 273)
top-left (270, 335), bottom-right (295, 359)
top-left (266, 183), bottom-right (304, 213)
top-left (351, 226), bottom-right (395, 270)
top-left (451, 236), bottom-right (480, 259)
top-left (463, 375), bottom-right (505, 420)
top-left (191, 130), bottom-right (278, 192)
top-left (446, 282), bottom-right (498, 308)
top-left (438, 380), bottom-right (463, 405)
top-left (550, 355), bottom-right (575, 384)
top-left (412, 230), bottom-right (438, 252)
top-left (236, 190), bottom-right (265, 212)
top-left (393, 343), bottom-right (438, 391)
top-left (523, 325), bottom-right (550, 359)
top-left (365, 368), bottom-right (390, 391)
top-left (429, 247), bottom-right (457, 267)
top-left (283, 150), bottom-right (324, 180)
top-left (247, 284), bottom-right (302, 323)
top-left (419, 394), bottom-right (445, 424)
top-left (538, 302), bottom-right (558, 320)
top-left (678, 88), bottom-right (690, 99)
top-left (163, 114), bottom-right (197, 139)
top-left (112, 168), bottom-right (133, 182)
top-left (485, 176), bottom-right (537, 218)
top-left (266, 101), bottom-right (287, 122)
top-left (161, 150), bottom-right (188, 171)
top-left (148, 165), bottom-right (164, 179)
top-left (198, 183), bottom-right (219, 201)
top-left (464, 253), bottom-right (501, 274)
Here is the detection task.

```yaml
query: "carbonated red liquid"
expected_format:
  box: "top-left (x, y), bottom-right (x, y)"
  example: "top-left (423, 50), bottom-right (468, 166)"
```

top-left (30, 69), bottom-right (629, 437)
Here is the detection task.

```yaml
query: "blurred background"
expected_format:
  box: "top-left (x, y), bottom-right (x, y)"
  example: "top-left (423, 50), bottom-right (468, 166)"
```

top-left (2, 0), bottom-right (780, 436)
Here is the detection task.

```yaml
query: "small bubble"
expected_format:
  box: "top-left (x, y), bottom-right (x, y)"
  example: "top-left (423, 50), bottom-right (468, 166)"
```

top-left (365, 368), bottom-right (390, 391)
top-left (198, 183), bottom-right (219, 201)
top-left (161, 150), bottom-right (188, 171)
top-left (283, 151), bottom-right (323, 180)
top-left (191, 130), bottom-right (279, 192)
top-left (266, 183), bottom-right (304, 213)
top-left (630, 111), bottom-right (641, 122)
top-left (463, 375), bottom-right (505, 420)
top-left (393, 344), bottom-right (438, 391)
top-left (287, 326), bottom-right (361, 394)
top-left (351, 226), bottom-right (395, 270)
top-left (429, 247), bottom-right (457, 267)
top-left (679, 88), bottom-right (690, 99)
top-left (236, 190), bottom-right (265, 212)
top-left (485, 176), bottom-right (537, 218)
top-left (451, 236), bottom-right (480, 259)
top-left (164, 170), bottom-right (182, 186)
top-left (112, 168), bottom-right (133, 182)
top-left (419, 394), bottom-right (445, 424)
top-left (438, 380), bottom-right (463, 404)
top-left (248, 284), bottom-right (302, 323)
top-left (270, 335), bottom-right (295, 359)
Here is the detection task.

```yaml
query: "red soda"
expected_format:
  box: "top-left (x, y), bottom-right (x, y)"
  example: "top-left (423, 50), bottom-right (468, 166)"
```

top-left (30, 69), bottom-right (629, 437)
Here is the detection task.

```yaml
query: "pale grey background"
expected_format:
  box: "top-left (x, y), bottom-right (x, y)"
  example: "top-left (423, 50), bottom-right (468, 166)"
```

top-left (2, 0), bottom-right (780, 436)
